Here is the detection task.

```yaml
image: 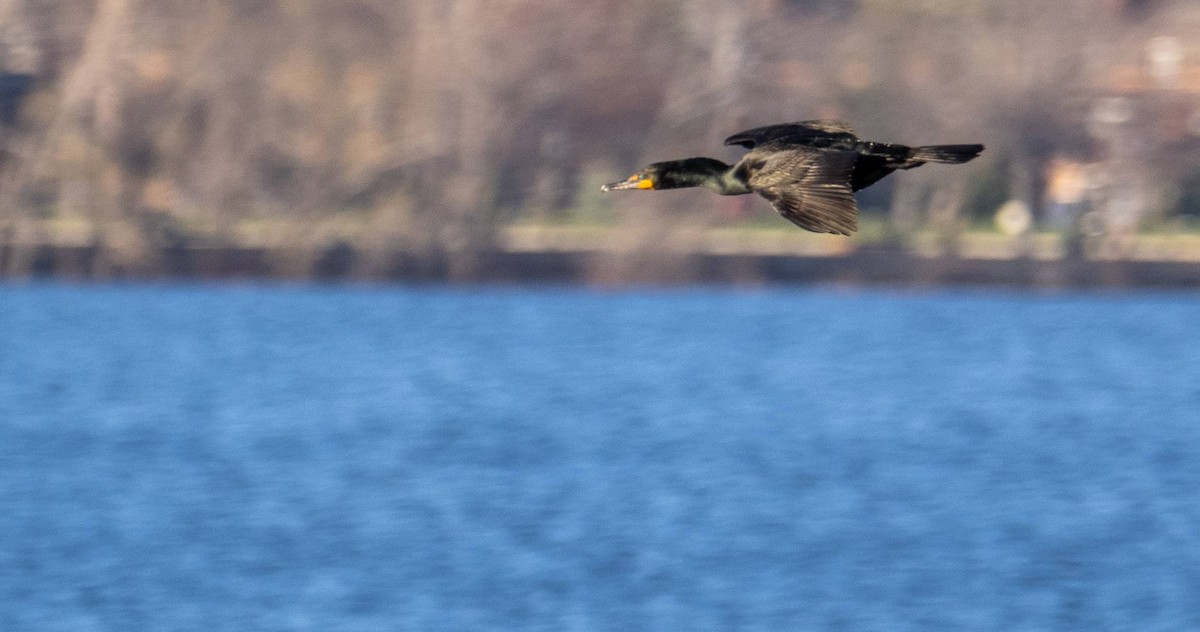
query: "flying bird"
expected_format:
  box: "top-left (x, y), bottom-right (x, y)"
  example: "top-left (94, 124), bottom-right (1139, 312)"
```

top-left (602, 120), bottom-right (983, 235)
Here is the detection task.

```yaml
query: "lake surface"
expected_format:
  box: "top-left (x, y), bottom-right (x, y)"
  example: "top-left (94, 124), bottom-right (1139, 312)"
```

top-left (2, 283), bottom-right (1200, 631)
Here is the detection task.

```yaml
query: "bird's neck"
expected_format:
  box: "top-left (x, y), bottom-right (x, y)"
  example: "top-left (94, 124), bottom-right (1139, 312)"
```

top-left (658, 158), bottom-right (751, 195)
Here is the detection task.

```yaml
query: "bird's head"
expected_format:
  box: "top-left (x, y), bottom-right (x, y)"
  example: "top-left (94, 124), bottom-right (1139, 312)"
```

top-left (601, 159), bottom-right (729, 192)
top-left (601, 166), bottom-right (661, 191)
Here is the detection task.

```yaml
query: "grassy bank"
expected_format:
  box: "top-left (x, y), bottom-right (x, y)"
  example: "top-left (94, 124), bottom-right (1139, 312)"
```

top-left (6, 217), bottom-right (1200, 288)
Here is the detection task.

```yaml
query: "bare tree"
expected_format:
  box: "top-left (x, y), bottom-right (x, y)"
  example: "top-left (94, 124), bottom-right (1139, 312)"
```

top-left (1, 0), bottom-right (1196, 275)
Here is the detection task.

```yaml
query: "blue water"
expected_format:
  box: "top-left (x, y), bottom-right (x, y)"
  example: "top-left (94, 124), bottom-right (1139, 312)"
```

top-left (2, 283), bottom-right (1200, 631)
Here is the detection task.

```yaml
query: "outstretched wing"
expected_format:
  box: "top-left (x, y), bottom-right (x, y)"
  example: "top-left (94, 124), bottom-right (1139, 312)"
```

top-left (746, 149), bottom-right (859, 235)
top-left (724, 120), bottom-right (857, 149)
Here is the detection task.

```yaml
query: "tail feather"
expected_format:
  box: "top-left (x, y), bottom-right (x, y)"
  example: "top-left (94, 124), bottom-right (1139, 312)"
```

top-left (911, 144), bottom-right (984, 164)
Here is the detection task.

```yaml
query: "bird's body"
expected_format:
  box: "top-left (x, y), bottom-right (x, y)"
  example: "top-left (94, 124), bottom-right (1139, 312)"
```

top-left (602, 120), bottom-right (984, 235)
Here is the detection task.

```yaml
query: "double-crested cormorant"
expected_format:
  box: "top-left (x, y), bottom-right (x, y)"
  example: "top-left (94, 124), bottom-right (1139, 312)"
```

top-left (602, 120), bottom-right (984, 235)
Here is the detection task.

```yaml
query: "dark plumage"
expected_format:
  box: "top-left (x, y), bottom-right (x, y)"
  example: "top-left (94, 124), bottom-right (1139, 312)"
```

top-left (602, 120), bottom-right (984, 235)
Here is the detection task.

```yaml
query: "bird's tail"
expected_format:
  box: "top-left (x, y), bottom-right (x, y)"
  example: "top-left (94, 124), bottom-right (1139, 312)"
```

top-left (911, 144), bottom-right (985, 164)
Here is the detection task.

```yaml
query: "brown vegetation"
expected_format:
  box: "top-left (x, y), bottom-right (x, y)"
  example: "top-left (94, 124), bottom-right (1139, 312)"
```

top-left (1, 0), bottom-right (1199, 277)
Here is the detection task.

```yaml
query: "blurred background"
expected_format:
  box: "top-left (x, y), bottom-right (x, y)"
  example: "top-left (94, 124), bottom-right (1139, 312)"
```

top-left (1, 0), bottom-right (1200, 284)
top-left (4, 2), bottom-right (1200, 631)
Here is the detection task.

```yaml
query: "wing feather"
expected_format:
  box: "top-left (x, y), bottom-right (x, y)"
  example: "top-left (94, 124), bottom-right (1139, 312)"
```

top-left (746, 149), bottom-right (859, 235)
top-left (724, 120), bottom-right (857, 149)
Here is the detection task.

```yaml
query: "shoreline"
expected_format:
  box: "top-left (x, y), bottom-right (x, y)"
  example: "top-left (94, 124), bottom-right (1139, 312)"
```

top-left (3, 240), bottom-right (1199, 289)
